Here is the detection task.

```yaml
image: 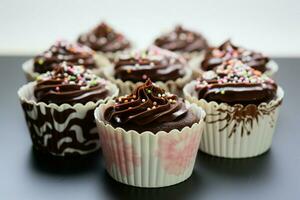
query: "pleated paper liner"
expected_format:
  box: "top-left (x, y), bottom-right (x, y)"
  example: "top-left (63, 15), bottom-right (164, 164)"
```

top-left (18, 81), bottom-right (119, 157)
top-left (94, 101), bottom-right (206, 187)
top-left (184, 81), bottom-right (284, 158)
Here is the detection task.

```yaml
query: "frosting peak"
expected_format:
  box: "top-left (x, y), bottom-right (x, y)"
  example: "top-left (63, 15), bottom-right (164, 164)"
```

top-left (104, 79), bottom-right (189, 128)
top-left (78, 22), bottom-right (131, 52)
top-left (34, 62), bottom-right (109, 105)
top-left (196, 60), bottom-right (277, 105)
top-left (154, 25), bottom-right (208, 52)
top-left (114, 46), bottom-right (187, 82)
top-left (201, 40), bottom-right (270, 72)
top-left (33, 40), bottom-right (97, 74)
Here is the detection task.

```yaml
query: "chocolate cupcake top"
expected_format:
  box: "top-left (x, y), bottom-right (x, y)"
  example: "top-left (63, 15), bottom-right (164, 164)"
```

top-left (33, 40), bottom-right (97, 74)
top-left (104, 79), bottom-right (198, 133)
top-left (195, 60), bottom-right (277, 105)
top-left (154, 25), bottom-right (208, 53)
top-left (114, 46), bottom-right (187, 82)
top-left (201, 40), bottom-right (270, 73)
top-left (77, 22), bottom-right (131, 52)
top-left (34, 62), bottom-right (109, 105)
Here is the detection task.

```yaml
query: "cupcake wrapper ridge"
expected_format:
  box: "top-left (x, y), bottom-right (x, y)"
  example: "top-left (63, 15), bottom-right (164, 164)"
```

top-left (183, 81), bottom-right (284, 158)
top-left (94, 101), bottom-right (205, 187)
top-left (18, 81), bottom-right (119, 156)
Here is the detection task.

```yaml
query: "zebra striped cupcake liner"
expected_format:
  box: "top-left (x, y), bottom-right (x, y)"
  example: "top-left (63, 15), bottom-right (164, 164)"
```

top-left (94, 101), bottom-right (206, 188)
top-left (17, 81), bottom-right (119, 157)
top-left (183, 81), bottom-right (284, 158)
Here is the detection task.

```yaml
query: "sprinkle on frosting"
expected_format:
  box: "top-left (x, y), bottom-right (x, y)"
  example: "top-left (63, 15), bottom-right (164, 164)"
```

top-left (114, 46), bottom-right (187, 82)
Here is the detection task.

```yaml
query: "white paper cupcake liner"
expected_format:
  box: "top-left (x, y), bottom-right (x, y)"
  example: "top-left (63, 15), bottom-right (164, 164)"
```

top-left (94, 101), bottom-right (206, 187)
top-left (183, 81), bottom-right (284, 158)
top-left (17, 81), bottom-right (119, 157)
top-left (103, 67), bottom-right (192, 97)
top-left (22, 56), bottom-right (105, 82)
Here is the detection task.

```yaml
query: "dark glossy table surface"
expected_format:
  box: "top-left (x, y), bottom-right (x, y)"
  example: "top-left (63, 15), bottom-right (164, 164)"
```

top-left (0, 56), bottom-right (299, 200)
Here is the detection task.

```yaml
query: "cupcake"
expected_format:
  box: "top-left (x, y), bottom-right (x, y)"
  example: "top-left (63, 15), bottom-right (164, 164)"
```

top-left (154, 25), bottom-right (208, 70)
top-left (197, 40), bottom-right (278, 77)
top-left (184, 60), bottom-right (284, 158)
top-left (94, 79), bottom-right (205, 187)
top-left (18, 62), bottom-right (119, 156)
top-left (22, 40), bottom-right (102, 81)
top-left (78, 22), bottom-right (131, 66)
top-left (103, 45), bottom-right (192, 96)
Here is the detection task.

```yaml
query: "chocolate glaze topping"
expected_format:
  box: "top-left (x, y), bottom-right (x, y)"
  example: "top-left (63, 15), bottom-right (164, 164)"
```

top-left (34, 40), bottom-right (97, 74)
top-left (154, 25), bottom-right (208, 52)
top-left (201, 40), bottom-right (270, 73)
top-left (114, 46), bottom-right (187, 82)
top-left (195, 60), bottom-right (277, 105)
top-left (78, 22), bottom-right (131, 52)
top-left (104, 79), bottom-right (198, 133)
top-left (34, 62), bottom-right (109, 105)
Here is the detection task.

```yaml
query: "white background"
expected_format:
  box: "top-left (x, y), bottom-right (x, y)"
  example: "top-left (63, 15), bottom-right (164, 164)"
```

top-left (0, 0), bottom-right (299, 56)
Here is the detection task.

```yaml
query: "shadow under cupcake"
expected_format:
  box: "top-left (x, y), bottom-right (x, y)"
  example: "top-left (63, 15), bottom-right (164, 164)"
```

top-left (18, 62), bottom-right (119, 157)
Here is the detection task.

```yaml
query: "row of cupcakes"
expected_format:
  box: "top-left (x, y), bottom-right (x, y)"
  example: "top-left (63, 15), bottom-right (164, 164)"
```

top-left (22, 22), bottom-right (278, 84)
top-left (18, 21), bottom-right (283, 188)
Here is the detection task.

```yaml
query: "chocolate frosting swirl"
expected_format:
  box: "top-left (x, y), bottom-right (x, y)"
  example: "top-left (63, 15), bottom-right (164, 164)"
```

top-left (104, 79), bottom-right (192, 132)
top-left (34, 62), bottom-right (109, 105)
top-left (114, 46), bottom-right (187, 82)
top-left (154, 25), bottom-right (208, 52)
top-left (195, 60), bottom-right (277, 105)
top-left (201, 40), bottom-right (270, 73)
top-left (78, 22), bottom-right (131, 52)
top-left (33, 40), bottom-right (97, 74)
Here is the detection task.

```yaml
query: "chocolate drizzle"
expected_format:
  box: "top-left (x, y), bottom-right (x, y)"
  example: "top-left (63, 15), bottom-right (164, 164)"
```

top-left (34, 63), bottom-right (109, 105)
top-left (154, 25), bottom-right (208, 52)
top-left (114, 46), bottom-right (187, 82)
top-left (201, 40), bottom-right (270, 72)
top-left (34, 40), bottom-right (97, 74)
top-left (78, 22), bottom-right (131, 52)
top-left (104, 79), bottom-right (198, 133)
top-left (195, 60), bottom-right (277, 105)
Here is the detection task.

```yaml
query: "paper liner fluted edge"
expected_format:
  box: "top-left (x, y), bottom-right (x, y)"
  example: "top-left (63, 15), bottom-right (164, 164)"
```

top-left (103, 67), bottom-right (192, 97)
top-left (17, 81), bottom-right (119, 156)
top-left (94, 101), bottom-right (206, 187)
top-left (183, 81), bottom-right (284, 158)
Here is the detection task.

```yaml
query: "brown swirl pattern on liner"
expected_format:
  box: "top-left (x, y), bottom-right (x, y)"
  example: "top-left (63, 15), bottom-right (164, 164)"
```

top-left (154, 25), bottom-right (208, 52)
top-left (114, 46), bottom-right (187, 83)
top-left (104, 79), bottom-right (197, 133)
top-left (33, 40), bottom-right (97, 74)
top-left (21, 101), bottom-right (100, 156)
top-left (201, 40), bottom-right (270, 73)
top-left (78, 22), bottom-right (131, 52)
top-left (206, 100), bottom-right (282, 138)
top-left (34, 62), bottom-right (109, 105)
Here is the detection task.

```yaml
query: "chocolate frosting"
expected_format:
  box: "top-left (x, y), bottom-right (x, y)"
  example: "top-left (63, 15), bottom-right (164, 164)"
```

top-left (114, 46), bottom-right (187, 82)
top-left (104, 79), bottom-right (197, 133)
top-left (201, 40), bottom-right (270, 73)
top-left (195, 60), bottom-right (277, 105)
top-left (78, 22), bottom-right (131, 52)
top-left (154, 25), bottom-right (208, 52)
top-left (33, 40), bottom-right (97, 74)
top-left (34, 62), bottom-right (109, 105)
